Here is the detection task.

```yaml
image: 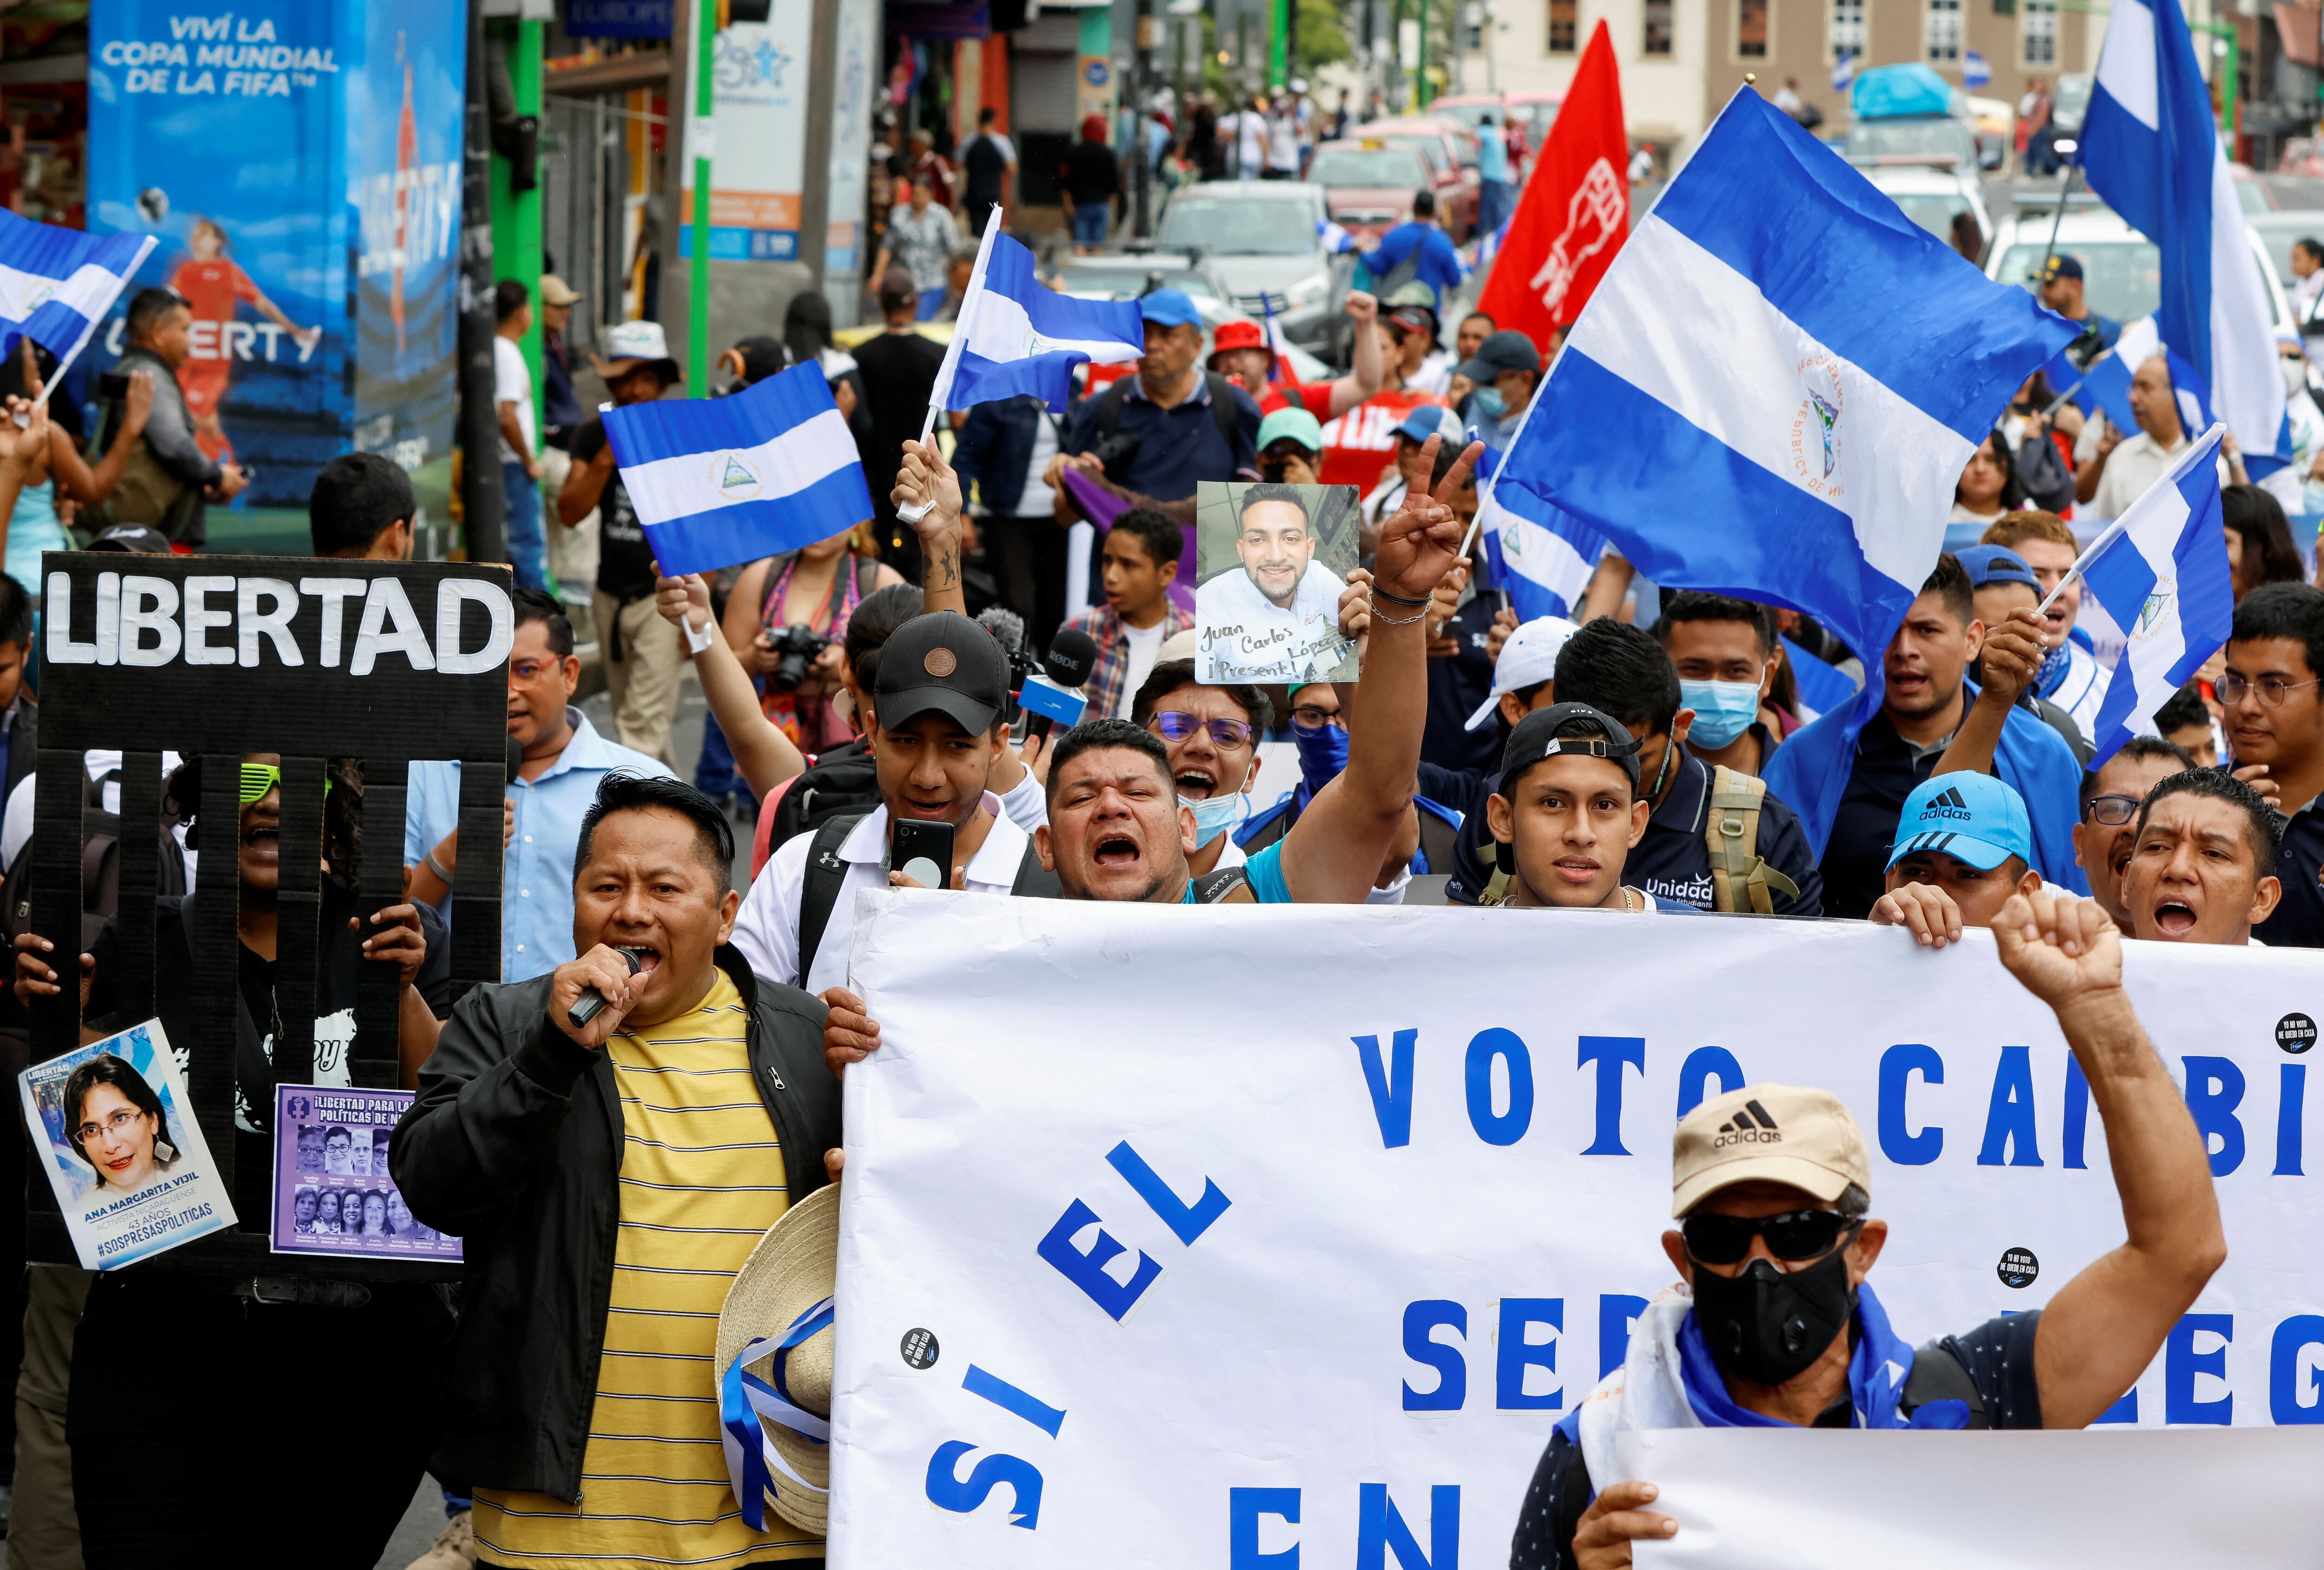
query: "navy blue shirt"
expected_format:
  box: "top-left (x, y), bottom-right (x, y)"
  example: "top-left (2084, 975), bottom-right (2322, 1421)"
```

top-left (1064, 370), bottom-right (1259, 502)
top-left (2259, 797), bottom-right (2324, 948)
top-left (1423, 590), bottom-right (1504, 776)
top-left (1821, 707), bottom-right (1952, 921)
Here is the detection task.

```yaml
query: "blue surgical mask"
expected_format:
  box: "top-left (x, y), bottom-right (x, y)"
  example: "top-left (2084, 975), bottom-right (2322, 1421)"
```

top-left (1293, 719), bottom-right (1350, 791)
top-left (1182, 790), bottom-right (1246, 848)
top-left (1680, 679), bottom-right (1762, 749)
top-left (1468, 385), bottom-right (1506, 421)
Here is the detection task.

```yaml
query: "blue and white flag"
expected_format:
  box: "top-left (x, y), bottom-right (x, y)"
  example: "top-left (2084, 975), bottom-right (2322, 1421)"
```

top-left (931, 213), bottom-right (1144, 414)
top-left (1473, 213), bottom-right (1512, 271)
top-left (0, 212), bottom-right (152, 373)
top-left (1318, 218), bottom-right (1358, 256)
top-left (2073, 423), bottom-right (2235, 765)
top-left (1476, 464), bottom-right (1604, 622)
top-left (1831, 52), bottom-right (1857, 93)
top-left (1494, 87), bottom-right (2078, 666)
top-left (2081, 0), bottom-right (2286, 471)
top-left (599, 361), bottom-right (876, 578)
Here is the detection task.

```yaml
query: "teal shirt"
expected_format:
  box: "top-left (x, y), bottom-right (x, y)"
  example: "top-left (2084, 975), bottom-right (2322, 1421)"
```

top-left (1181, 841), bottom-right (1292, 903)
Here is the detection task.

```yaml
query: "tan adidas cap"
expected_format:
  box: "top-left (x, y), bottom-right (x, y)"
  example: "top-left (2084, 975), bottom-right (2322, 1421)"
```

top-left (1671, 1083), bottom-right (1872, 1219)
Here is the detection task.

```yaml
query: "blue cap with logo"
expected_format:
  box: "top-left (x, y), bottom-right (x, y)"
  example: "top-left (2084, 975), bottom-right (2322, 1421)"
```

top-left (1886, 769), bottom-right (2033, 873)
top-left (1953, 544), bottom-right (2039, 592)
top-left (1138, 288), bottom-right (1202, 329)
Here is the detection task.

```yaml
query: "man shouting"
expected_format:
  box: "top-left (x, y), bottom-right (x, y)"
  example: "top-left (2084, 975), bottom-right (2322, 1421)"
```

top-left (1513, 890), bottom-right (2225, 1569)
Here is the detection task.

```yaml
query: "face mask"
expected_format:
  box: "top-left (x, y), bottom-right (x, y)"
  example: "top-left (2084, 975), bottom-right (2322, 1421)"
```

top-left (1293, 720), bottom-right (1349, 791)
top-left (2283, 357), bottom-right (2309, 397)
top-left (1679, 679), bottom-right (1762, 750)
top-left (1182, 790), bottom-right (1245, 848)
top-left (1468, 385), bottom-right (1505, 422)
top-left (1689, 1244), bottom-right (1856, 1388)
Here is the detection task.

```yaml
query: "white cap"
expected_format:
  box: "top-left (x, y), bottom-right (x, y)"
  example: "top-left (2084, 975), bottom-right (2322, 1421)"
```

top-left (1464, 615), bottom-right (1579, 730)
top-left (602, 319), bottom-right (672, 360)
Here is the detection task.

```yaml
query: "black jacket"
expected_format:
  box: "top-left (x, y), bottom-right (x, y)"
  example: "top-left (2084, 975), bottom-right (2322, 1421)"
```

top-left (952, 395), bottom-right (1059, 518)
top-left (390, 949), bottom-right (838, 1499)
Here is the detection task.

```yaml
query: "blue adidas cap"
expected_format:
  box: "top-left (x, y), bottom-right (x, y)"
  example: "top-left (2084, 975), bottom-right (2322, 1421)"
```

top-left (1138, 288), bottom-right (1202, 329)
top-left (1887, 770), bottom-right (2033, 873)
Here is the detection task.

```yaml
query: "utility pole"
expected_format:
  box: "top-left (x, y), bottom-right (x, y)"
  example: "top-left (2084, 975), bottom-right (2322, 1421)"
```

top-left (1415, 0), bottom-right (1428, 108)
top-left (688, 0), bottom-right (716, 392)
top-left (1270, 0), bottom-right (1288, 91)
top-left (1136, 0), bottom-right (1155, 235)
top-left (458, 0), bottom-right (505, 567)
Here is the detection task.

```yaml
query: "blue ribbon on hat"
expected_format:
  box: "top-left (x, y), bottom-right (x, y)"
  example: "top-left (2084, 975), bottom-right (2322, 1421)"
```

top-left (718, 1295), bottom-right (836, 1530)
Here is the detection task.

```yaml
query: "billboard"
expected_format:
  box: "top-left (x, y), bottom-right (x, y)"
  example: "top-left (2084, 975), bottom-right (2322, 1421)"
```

top-left (679, 6), bottom-right (812, 264)
top-left (87, 3), bottom-right (464, 510)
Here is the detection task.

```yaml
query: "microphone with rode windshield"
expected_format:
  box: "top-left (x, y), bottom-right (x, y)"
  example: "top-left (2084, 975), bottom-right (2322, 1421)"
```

top-left (1018, 628), bottom-right (1099, 741)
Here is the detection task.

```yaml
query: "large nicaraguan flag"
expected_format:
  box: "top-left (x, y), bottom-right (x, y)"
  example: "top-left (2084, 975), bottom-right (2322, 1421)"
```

top-left (0, 212), bottom-right (153, 371)
top-left (1495, 86), bottom-right (2079, 667)
top-left (932, 213), bottom-right (1144, 414)
top-left (2080, 0), bottom-right (2286, 472)
top-left (600, 360), bottom-right (877, 578)
top-left (2073, 424), bottom-right (2234, 765)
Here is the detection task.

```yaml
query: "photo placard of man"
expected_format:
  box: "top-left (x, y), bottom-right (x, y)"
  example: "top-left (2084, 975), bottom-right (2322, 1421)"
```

top-left (1195, 481), bottom-right (1358, 684)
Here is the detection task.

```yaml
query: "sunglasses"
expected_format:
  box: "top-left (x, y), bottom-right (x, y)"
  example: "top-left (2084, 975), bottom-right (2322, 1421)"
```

top-left (239, 763), bottom-right (334, 806)
top-left (1680, 1209), bottom-right (1860, 1266)
top-left (1150, 712), bottom-right (1254, 749)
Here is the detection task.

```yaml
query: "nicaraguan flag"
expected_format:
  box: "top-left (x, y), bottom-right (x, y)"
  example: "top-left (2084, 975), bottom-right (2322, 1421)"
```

top-left (2080, 0), bottom-right (2286, 471)
top-left (2074, 423), bottom-right (2235, 765)
top-left (600, 361), bottom-right (876, 578)
top-left (1473, 214), bottom-right (1512, 271)
top-left (1780, 634), bottom-right (1861, 720)
top-left (0, 213), bottom-right (153, 370)
top-left (1318, 218), bottom-right (1358, 256)
top-left (932, 214), bottom-right (1144, 414)
top-left (1494, 87), bottom-right (2078, 665)
top-left (1476, 433), bottom-right (1604, 621)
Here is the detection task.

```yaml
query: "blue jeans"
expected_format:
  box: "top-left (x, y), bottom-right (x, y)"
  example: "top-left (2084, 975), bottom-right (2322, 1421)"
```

top-left (1479, 179), bottom-right (1515, 235)
top-left (501, 460), bottom-right (550, 593)
top-left (1070, 202), bottom-right (1109, 246)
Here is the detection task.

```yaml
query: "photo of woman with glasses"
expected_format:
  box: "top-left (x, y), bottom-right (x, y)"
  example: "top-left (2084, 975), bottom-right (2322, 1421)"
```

top-left (61, 1053), bottom-right (178, 1193)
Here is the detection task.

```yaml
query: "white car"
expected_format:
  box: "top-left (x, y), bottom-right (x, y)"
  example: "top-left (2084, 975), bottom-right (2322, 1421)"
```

top-left (1860, 161), bottom-right (1993, 257)
top-left (1985, 199), bottom-right (2295, 342)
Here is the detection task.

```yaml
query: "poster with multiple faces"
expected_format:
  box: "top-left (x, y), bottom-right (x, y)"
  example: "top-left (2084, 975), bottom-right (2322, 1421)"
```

top-left (271, 1085), bottom-right (460, 1259)
top-left (19, 1020), bottom-right (235, 1270)
top-left (1192, 481), bottom-right (1361, 685)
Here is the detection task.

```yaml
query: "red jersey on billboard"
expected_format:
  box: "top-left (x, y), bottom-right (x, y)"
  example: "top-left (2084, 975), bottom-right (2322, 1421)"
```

top-left (1476, 19), bottom-right (1630, 351)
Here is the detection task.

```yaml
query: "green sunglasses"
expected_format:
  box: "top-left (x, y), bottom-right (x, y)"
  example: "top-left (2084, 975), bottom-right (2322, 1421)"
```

top-left (238, 763), bottom-right (334, 805)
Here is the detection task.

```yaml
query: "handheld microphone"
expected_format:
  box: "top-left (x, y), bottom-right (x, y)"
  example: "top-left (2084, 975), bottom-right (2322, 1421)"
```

top-left (976, 606), bottom-right (1030, 722)
top-left (568, 946), bottom-right (647, 1031)
top-left (1022, 628), bottom-right (1099, 741)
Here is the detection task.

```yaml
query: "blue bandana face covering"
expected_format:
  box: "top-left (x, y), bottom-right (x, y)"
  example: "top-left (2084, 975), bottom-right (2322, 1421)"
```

top-left (1293, 721), bottom-right (1350, 792)
top-left (1680, 679), bottom-right (1762, 749)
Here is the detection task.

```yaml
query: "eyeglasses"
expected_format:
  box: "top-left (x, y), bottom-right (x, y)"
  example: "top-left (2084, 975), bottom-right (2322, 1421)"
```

top-left (2217, 672), bottom-right (2324, 708)
top-left (239, 763), bottom-right (334, 805)
top-left (74, 1106), bottom-right (146, 1145)
top-left (1289, 704), bottom-right (1346, 731)
top-left (511, 658), bottom-right (558, 684)
top-left (1680, 1209), bottom-right (1861, 1266)
top-left (1150, 712), bottom-right (1254, 749)
top-left (2083, 793), bottom-right (2142, 827)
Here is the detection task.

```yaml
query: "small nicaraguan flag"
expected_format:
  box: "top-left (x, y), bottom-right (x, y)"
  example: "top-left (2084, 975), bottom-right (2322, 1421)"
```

top-left (599, 360), bottom-right (876, 578)
top-left (2081, 0), bottom-right (2285, 475)
top-left (1831, 51), bottom-right (1857, 92)
top-left (931, 211), bottom-right (1144, 414)
top-left (2073, 422), bottom-right (2235, 765)
top-left (1476, 429), bottom-right (1605, 621)
top-left (1473, 214), bottom-right (1512, 271)
top-left (1494, 86), bottom-right (2078, 666)
top-left (0, 213), bottom-right (153, 370)
top-left (1318, 218), bottom-right (1358, 256)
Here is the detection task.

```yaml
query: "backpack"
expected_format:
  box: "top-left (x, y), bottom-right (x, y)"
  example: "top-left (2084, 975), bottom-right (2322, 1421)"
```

top-left (1703, 765), bottom-right (1800, 915)
top-left (796, 811), bottom-right (1060, 983)
top-left (1089, 371), bottom-right (1246, 485)
top-left (3, 758), bottom-right (191, 954)
top-left (767, 740), bottom-right (881, 848)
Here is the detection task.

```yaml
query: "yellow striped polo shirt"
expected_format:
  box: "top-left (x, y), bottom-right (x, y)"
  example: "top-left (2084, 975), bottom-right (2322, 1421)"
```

top-left (474, 970), bottom-right (822, 1568)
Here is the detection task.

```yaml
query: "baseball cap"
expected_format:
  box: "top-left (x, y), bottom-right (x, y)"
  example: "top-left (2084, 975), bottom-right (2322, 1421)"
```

top-left (1139, 289), bottom-right (1202, 330)
top-left (1395, 404), bottom-right (1465, 445)
top-left (1208, 319), bottom-right (1265, 360)
top-left (540, 274), bottom-right (582, 308)
top-left (1257, 406), bottom-right (1323, 454)
top-left (87, 523), bottom-right (172, 554)
top-left (872, 611), bottom-right (1012, 736)
top-left (1954, 543), bottom-right (2038, 592)
top-left (1386, 307), bottom-right (1435, 338)
top-left (1464, 616), bottom-right (1578, 729)
top-left (1384, 281), bottom-right (1438, 315)
top-left (1671, 1084), bottom-right (1873, 1217)
top-left (1500, 702), bottom-right (1639, 791)
top-left (595, 319), bottom-right (682, 385)
top-left (727, 335), bottom-right (791, 386)
top-left (1886, 769), bottom-right (2033, 873)
top-left (1456, 330), bottom-right (1542, 384)
top-left (2040, 254), bottom-right (2083, 283)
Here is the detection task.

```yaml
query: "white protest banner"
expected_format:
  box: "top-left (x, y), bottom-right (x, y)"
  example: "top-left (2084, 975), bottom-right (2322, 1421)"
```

top-left (1621, 1426), bottom-right (2324, 1568)
top-left (832, 893), bottom-right (2324, 1569)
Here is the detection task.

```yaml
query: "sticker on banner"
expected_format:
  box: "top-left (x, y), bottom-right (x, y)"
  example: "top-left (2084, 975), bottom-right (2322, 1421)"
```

top-left (2279, 1013), bottom-right (2317, 1054)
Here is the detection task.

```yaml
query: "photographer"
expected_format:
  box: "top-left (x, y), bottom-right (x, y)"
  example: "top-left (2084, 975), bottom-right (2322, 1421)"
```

top-left (722, 526), bottom-right (904, 754)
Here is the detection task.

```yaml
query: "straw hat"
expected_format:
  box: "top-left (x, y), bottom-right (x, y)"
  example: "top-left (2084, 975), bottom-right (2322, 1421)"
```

top-left (715, 1181), bottom-right (840, 1534)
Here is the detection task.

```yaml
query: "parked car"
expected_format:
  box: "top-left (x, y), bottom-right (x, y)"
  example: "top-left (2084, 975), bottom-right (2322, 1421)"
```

top-left (1862, 162), bottom-right (1993, 260)
top-left (1353, 116), bottom-right (1480, 240)
top-left (1845, 63), bottom-right (1981, 170)
top-left (1986, 197), bottom-right (2294, 344)
top-left (1128, 180), bottom-right (1349, 356)
top-left (1305, 138), bottom-right (1433, 247)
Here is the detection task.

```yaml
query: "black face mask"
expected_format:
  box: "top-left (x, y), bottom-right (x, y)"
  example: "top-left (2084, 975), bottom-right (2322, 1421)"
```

top-left (1690, 1244), bottom-right (1856, 1388)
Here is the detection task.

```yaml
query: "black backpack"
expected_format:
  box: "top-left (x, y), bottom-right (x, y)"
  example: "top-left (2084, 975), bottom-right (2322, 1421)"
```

top-left (768, 740), bottom-right (882, 848)
top-left (796, 810), bottom-right (1059, 983)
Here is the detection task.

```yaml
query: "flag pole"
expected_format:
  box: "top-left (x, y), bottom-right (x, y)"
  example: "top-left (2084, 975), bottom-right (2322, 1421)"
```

top-left (897, 208), bottom-right (1004, 525)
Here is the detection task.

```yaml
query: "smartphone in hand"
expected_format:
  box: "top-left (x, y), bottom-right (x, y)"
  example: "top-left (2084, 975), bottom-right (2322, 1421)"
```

top-left (891, 818), bottom-right (956, 891)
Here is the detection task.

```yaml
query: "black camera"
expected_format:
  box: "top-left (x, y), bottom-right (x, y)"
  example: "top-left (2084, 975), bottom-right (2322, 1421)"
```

top-left (763, 624), bottom-right (831, 693)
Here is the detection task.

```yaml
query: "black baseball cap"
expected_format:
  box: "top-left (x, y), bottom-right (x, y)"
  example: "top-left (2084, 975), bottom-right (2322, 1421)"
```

top-left (87, 523), bottom-right (172, 554)
top-left (1500, 702), bottom-right (1641, 791)
top-left (1455, 329), bottom-right (1543, 384)
top-left (873, 610), bottom-right (1011, 735)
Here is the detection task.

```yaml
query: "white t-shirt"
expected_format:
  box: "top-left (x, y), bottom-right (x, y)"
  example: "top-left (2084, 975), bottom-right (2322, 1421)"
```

top-left (1233, 112), bottom-right (1268, 174)
top-left (1268, 113), bottom-right (1301, 172)
top-left (494, 336), bottom-right (536, 464)
top-left (1117, 619), bottom-right (1168, 718)
top-left (1013, 416), bottom-right (1060, 520)
top-left (1195, 562), bottom-right (1354, 682)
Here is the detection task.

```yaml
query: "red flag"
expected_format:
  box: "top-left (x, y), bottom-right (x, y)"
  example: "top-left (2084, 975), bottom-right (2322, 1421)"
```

top-left (1476, 19), bottom-right (1629, 351)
